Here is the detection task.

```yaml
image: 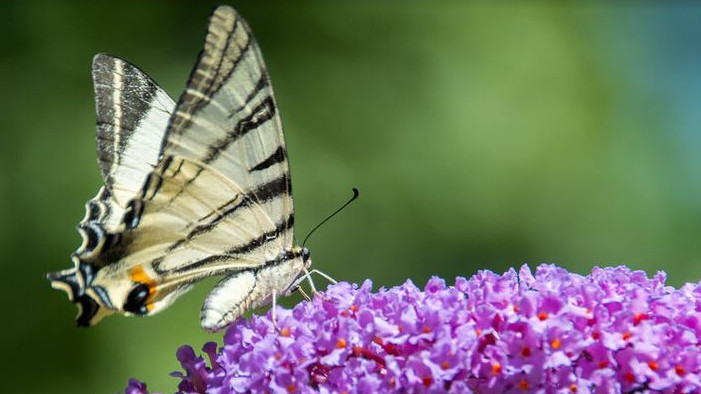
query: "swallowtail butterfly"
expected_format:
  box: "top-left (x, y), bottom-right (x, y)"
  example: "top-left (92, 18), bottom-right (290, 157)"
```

top-left (47, 5), bottom-right (311, 332)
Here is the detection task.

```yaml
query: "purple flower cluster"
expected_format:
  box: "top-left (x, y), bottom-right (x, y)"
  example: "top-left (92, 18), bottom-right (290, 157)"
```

top-left (127, 264), bottom-right (701, 393)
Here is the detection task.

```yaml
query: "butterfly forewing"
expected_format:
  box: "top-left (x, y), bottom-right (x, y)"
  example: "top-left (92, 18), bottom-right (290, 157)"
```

top-left (164, 7), bottom-right (294, 251)
top-left (128, 5), bottom-right (296, 281)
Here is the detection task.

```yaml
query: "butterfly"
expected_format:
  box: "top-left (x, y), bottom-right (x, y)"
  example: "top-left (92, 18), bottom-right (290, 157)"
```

top-left (47, 5), bottom-right (312, 332)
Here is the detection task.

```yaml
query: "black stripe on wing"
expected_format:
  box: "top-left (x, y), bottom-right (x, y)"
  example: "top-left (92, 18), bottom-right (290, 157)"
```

top-left (92, 54), bottom-right (162, 186)
top-left (229, 72), bottom-right (269, 118)
top-left (250, 146), bottom-right (286, 172)
top-left (203, 96), bottom-right (276, 164)
top-left (168, 212), bottom-right (295, 274)
top-left (166, 6), bottom-right (253, 138)
top-left (162, 174), bottom-right (291, 253)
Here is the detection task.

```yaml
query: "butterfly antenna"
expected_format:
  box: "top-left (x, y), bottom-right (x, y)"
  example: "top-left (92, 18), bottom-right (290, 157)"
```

top-left (302, 188), bottom-right (359, 248)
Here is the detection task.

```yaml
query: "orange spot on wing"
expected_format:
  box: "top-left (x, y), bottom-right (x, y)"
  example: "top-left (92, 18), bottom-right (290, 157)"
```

top-left (129, 265), bottom-right (158, 311)
top-left (130, 265), bottom-right (155, 288)
top-left (130, 266), bottom-right (158, 292)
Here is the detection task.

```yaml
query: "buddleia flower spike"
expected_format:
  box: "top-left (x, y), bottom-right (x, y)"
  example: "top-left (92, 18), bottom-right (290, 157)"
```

top-left (127, 264), bottom-right (701, 393)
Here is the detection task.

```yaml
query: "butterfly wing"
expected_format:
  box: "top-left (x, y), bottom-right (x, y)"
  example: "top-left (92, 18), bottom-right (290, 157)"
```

top-left (164, 5), bottom-right (294, 240)
top-left (85, 54), bottom-right (176, 234)
top-left (48, 55), bottom-right (176, 325)
top-left (75, 54), bottom-right (176, 264)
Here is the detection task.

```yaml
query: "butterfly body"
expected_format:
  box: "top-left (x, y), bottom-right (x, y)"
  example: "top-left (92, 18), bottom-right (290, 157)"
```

top-left (47, 6), bottom-right (311, 332)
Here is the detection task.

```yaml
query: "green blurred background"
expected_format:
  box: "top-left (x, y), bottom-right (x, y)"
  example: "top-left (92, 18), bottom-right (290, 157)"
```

top-left (2, 1), bottom-right (701, 392)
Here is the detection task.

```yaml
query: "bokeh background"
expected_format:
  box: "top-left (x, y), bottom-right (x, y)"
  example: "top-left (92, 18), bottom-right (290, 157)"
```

top-left (2, 1), bottom-right (701, 393)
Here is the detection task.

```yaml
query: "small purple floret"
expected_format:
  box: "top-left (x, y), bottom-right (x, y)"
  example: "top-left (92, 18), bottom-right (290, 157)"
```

top-left (126, 264), bottom-right (701, 393)
top-left (125, 378), bottom-right (149, 394)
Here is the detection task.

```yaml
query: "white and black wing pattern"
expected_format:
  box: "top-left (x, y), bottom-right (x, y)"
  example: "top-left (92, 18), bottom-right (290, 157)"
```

top-left (48, 6), bottom-right (311, 332)
top-left (82, 54), bottom-right (176, 234)
top-left (164, 5), bottom-right (293, 247)
top-left (145, 5), bottom-right (304, 330)
top-left (48, 54), bottom-right (176, 325)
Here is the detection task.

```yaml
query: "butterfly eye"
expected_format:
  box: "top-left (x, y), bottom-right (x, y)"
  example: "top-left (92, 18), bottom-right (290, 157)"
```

top-left (302, 247), bottom-right (311, 262)
top-left (124, 283), bottom-right (150, 315)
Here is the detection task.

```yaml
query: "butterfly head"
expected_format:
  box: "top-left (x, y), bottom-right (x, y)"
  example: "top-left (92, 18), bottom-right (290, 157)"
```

top-left (279, 246), bottom-right (313, 297)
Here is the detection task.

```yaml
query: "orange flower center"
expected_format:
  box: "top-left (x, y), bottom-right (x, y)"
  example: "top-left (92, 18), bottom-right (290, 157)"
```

top-left (550, 339), bottom-right (561, 350)
top-left (633, 313), bottom-right (649, 325)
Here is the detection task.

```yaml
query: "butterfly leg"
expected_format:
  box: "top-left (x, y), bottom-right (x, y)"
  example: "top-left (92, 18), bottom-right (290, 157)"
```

top-left (286, 268), bottom-right (337, 302)
top-left (304, 268), bottom-right (339, 294)
top-left (297, 286), bottom-right (312, 301)
top-left (302, 267), bottom-right (318, 294)
top-left (307, 269), bottom-right (337, 285)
